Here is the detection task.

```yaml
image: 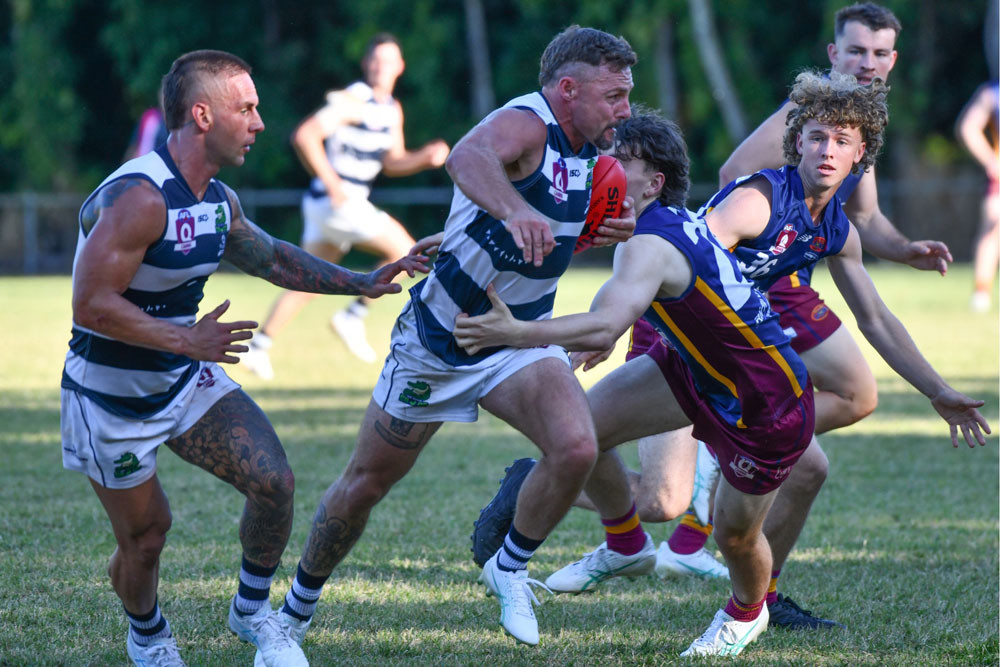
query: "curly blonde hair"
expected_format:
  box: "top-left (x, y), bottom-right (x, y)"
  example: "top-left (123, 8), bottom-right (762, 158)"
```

top-left (782, 70), bottom-right (889, 174)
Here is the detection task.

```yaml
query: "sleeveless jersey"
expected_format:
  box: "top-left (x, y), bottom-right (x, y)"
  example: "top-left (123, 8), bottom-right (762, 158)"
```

top-left (701, 166), bottom-right (852, 291)
top-left (635, 201), bottom-right (810, 428)
top-left (308, 81), bottom-right (396, 200)
top-left (409, 91), bottom-right (598, 366)
top-left (61, 146), bottom-right (232, 419)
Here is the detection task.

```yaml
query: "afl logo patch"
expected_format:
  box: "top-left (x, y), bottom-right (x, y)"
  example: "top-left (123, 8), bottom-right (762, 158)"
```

top-left (174, 209), bottom-right (197, 255)
top-left (811, 304), bottom-right (829, 321)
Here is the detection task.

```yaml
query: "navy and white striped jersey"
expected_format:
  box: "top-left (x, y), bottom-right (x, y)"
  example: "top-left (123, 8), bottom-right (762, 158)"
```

top-left (61, 146), bottom-right (231, 419)
top-left (308, 81), bottom-right (397, 200)
top-left (408, 91), bottom-right (598, 366)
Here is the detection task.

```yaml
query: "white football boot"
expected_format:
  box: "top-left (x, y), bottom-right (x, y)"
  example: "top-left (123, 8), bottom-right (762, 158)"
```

top-left (331, 311), bottom-right (377, 363)
top-left (126, 633), bottom-right (186, 666)
top-left (479, 552), bottom-right (550, 645)
top-left (228, 600), bottom-right (308, 666)
top-left (655, 541), bottom-right (729, 580)
top-left (544, 533), bottom-right (656, 593)
top-left (681, 605), bottom-right (768, 657)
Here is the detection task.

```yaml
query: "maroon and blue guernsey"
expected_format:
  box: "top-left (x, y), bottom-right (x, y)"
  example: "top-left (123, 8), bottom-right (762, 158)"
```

top-left (635, 202), bottom-right (811, 431)
top-left (701, 165), bottom-right (854, 291)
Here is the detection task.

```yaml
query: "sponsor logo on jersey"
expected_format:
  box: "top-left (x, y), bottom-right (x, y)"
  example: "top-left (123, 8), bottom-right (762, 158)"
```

top-left (809, 236), bottom-right (827, 252)
top-left (811, 304), bottom-right (829, 321)
top-left (174, 209), bottom-right (197, 254)
top-left (399, 380), bottom-right (432, 407)
top-left (797, 233), bottom-right (813, 243)
top-left (215, 204), bottom-right (227, 233)
top-left (113, 452), bottom-right (142, 478)
top-left (769, 224), bottom-right (798, 255)
top-left (549, 157), bottom-right (568, 204)
top-left (729, 455), bottom-right (758, 479)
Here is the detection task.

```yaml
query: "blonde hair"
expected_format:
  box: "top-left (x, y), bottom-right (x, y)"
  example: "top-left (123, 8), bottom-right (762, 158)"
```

top-left (782, 70), bottom-right (889, 173)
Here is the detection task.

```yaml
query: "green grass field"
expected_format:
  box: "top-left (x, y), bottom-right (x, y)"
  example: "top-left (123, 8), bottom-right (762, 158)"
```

top-left (0, 264), bottom-right (997, 665)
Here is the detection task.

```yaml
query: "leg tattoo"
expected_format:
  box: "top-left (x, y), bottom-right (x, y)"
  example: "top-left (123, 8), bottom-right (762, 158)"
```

top-left (165, 390), bottom-right (294, 565)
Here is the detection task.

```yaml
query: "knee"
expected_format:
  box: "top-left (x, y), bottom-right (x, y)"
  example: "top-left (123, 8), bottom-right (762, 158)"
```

top-left (848, 380), bottom-right (878, 424)
top-left (788, 447), bottom-right (829, 495)
top-left (712, 521), bottom-right (756, 556)
top-left (550, 431), bottom-right (598, 480)
top-left (247, 464), bottom-right (296, 512)
top-left (340, 465), bottom-right (396, 511)
top-left (636, 488), bottom-right (687, 523)
top-left (121, 512), bottom-right (172, 568)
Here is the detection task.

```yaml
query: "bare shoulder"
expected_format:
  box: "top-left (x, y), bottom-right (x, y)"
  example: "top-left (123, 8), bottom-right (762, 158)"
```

top-left (84, 177), bottom-right (166, 244)
top-left (463, 107), bottom-right (547, 176)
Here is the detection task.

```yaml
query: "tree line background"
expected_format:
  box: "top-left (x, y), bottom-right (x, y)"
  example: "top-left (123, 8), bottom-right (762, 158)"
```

top-left (0, 0), bottom-right (996, 265)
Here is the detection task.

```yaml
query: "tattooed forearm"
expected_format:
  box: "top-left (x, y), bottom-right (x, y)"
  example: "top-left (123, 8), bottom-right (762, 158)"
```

top-left (301, 504), bottom-right (365, 576)
top-left (374, 418), bottom-right (431, 450)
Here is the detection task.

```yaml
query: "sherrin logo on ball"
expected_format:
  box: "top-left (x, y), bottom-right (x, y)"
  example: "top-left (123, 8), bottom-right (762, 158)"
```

top-left (575, 155), bottom-right (626, 254)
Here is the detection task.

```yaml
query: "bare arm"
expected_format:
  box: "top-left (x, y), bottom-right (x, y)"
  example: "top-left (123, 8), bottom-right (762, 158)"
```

top-left (842, 168), bottom-right (952, 274)
top-left (380, 101), bottom-right (450, 177)
top-left (223, 185), bottom-right (429, 297)
top-left (445, 107), bottom-right (555, 266)
top-left (453, 236), bottom-right (684, 353)
top-left (72, 178), bottom-right (256, 362)
top-left (956, 84), bottom-right (999, 177)
top-left (291, 93), bottom-right (364, 206)
top-left (826, 227), bottom-right (990, 446)
top-left (718, 102), bottom-right (793, 187)
top-left (702, 178), bottom-right (773, 248)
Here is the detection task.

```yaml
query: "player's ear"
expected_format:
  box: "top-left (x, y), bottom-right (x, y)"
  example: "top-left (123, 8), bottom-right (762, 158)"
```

top-left (649, 172), bottom-right (666, 199)
top-left (826, 42), bottom-right (838, 66)
top-left (558, 76), bottom-right (576, 101)
top-left (855, 141), bottom-right (866, 164)
top-left (796, 132), bottom-right (804, 155)
top-left (192, 102), bottom-right (212, 132)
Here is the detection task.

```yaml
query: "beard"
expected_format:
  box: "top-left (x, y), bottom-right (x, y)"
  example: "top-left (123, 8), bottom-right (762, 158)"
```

top-left (593, 125), bottom-right (616, 150)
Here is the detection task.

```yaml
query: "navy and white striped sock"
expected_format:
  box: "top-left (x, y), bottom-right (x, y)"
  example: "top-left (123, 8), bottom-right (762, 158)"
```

top-left (280, 563), bottom-right (328, 621)
top-left (496, 525), bottom-right (544, 572)
top-left (125, 599), bottom-right (172, 646)
top-left (234, 556), bottom-right (278, 616)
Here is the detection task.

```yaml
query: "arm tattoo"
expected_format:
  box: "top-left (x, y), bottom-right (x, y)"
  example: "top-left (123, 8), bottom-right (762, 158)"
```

top-left (222, 186), bottom-right (371, 295)
top-left (81, 178), bottom-right (148, 235)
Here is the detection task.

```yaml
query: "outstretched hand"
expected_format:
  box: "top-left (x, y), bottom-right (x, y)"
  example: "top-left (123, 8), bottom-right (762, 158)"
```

top-left (902, 240), bottom-right (952, 275)
top-left (361, 254), bottom-right (432, 298)
top-left (409, 232), bottom-right (445, 258)
top-left (186, 300), bottom-right (257, 364)
top-left (569, 346), bottom-right (616, 372)
top-left (453, 284), bottom-right (520, 355)
top-left (590, 196), bottom-right (637, 247)
top-left (930, 387), bottom-right (991, 447)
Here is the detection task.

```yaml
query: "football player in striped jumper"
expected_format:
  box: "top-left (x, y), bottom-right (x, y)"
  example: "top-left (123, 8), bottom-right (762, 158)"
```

top-left (268, 26), bottom-right (637, 648)
top-left (454, 100), bottom-right (988, 657)
top-left (61, 50), bottom-right (428, 667)
top-left (242, 33), bottom-right (450, 376)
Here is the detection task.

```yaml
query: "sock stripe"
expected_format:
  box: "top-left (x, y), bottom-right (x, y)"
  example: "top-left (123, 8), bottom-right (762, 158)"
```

top-left (603, 512), bottom-right (641, 534)
top-left (679, 510), bottom-right (714, 536)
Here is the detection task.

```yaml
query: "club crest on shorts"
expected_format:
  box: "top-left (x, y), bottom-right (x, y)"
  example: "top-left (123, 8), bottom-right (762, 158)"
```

top-left (729, 455), bottom-right (758, 479)
top-left (399, 380), bottom-right (432, 407)
top-left (113, 452), bottom-right (142, 479)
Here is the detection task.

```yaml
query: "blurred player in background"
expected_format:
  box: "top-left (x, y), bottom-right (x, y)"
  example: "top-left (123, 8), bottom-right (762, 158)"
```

top-left (61, 49), bottom-right (427, 667)
top-left (262, 25), bottom-right (637, 651)
top-left (123, 104), bottom-right (168, 161)
top-left (956, 80), bottom-right (999, 312)
top-left (241, 33), bottom-right (449, 378)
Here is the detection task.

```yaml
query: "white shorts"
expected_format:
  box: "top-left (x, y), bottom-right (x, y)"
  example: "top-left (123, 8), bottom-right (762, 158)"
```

top-left (372, 303), bottom-right (571, 423)
top-left (60, 363), bottom-right (239, 489)
top-left (301, 194), bottom-right (393, 252)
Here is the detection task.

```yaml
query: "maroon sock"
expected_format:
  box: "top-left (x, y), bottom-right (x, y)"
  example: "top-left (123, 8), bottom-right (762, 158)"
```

top-left (724, 593), bottom-right (765, 622)
top-left (765, 569), bottom-right (780, 607)
top-left (602, 503), bottom-right (646, 555)
top-left (666, 510), bottom-right (712, 555)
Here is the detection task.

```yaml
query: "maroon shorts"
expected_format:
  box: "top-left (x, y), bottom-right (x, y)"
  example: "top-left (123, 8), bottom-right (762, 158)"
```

top-left (625, 318), bottom-right (668, 361)
top-left (767, 276), bottom-right (842, 354)
top-left (645, 343), bottom-right (815, 495)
